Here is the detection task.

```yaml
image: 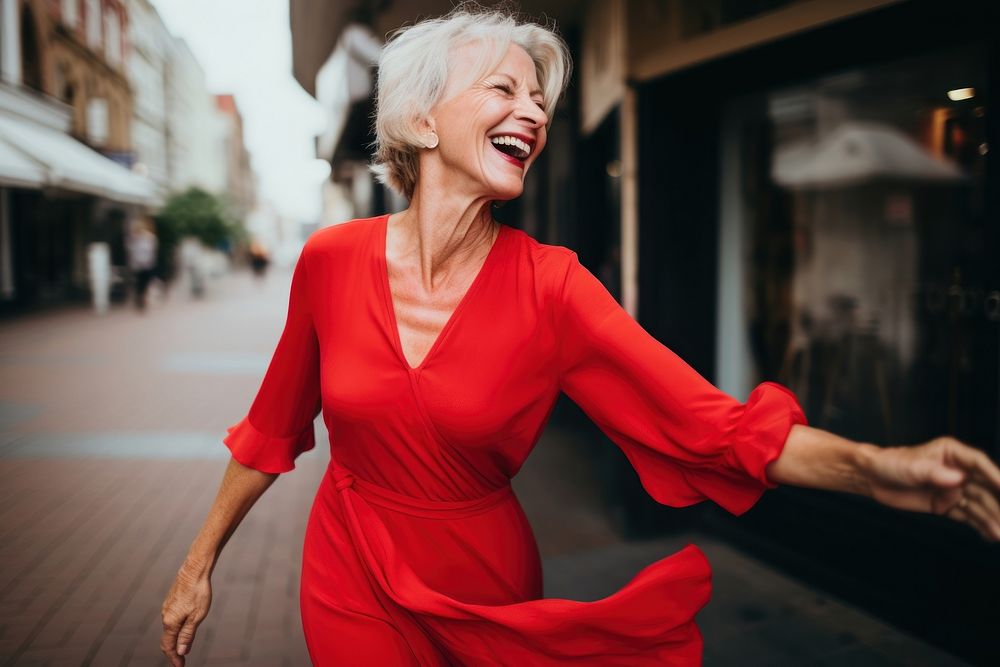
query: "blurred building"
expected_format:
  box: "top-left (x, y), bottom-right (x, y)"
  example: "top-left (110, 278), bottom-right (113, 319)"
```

top-left (126, 0), bottom-right (171, 195)
top-left (291, 0), bottom-right (998, 663)
top-left (164, 37), bottom-right (228, 195)
top-left (0, 0), bottom-right (158, 314)
top-left (159, 43), bottom-right (257, 292)
top-left (214, 93), bottom-right (257, 221)
top-left (47, 0), bottom-right (132, 161)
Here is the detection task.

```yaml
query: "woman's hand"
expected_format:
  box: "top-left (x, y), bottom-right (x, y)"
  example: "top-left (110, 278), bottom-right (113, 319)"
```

top-left (160, 557), bottom-right (213, 666)
top-left (156, 458), bottom-right (278, 664)
top-left (864, 436), bottom-right (1000, 542)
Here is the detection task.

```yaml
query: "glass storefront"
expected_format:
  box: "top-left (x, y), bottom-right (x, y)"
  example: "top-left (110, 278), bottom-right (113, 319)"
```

top-left (728, 44), bottom-right (996, 449)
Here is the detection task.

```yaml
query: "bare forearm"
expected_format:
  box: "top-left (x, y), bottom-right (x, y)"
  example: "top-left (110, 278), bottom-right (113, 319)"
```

top-left (184, 457), bottom-right (278, 577)
top-left (764, 424), bottom-right (877, 497)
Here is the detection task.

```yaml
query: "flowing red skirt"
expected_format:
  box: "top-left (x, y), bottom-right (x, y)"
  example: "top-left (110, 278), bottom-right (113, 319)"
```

top-left (299, 459), bottom-right (710, 666)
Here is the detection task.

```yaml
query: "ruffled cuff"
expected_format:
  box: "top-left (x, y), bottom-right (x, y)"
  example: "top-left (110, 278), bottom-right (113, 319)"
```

top-left (222, 414), bottom-right (316, 474)
top-left (715, 381), bottom-right (808, 515)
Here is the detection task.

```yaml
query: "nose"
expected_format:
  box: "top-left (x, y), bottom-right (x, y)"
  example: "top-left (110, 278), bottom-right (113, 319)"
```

top-left (514, 94), bottom-right (547, 128)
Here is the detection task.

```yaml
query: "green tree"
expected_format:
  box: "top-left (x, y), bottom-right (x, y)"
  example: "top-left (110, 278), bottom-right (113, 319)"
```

top-left (157, 187), bottom-right (243, 246)
top-left (154, 187), bottom-right (247, 279)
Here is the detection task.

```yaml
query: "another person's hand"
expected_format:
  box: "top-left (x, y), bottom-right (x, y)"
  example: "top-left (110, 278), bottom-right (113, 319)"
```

top-left (160, 558), bottom-right (213, 666)
top-left (864, 436), bottom-right (1000, 542)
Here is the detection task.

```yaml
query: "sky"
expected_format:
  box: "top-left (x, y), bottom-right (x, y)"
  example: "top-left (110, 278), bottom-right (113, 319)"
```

top-left (149, 0), bottom-right (328, 221)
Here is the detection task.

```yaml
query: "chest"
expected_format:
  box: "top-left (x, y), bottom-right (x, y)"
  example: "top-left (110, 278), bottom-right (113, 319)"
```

top-left (386, 262), bottom-right (480, 371)
top-left (316, 261), bottom-right (559, 445)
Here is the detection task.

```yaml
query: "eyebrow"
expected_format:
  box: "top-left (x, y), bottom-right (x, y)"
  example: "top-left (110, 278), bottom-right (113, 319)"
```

top-left (495, 72), bottom-right (543, 98)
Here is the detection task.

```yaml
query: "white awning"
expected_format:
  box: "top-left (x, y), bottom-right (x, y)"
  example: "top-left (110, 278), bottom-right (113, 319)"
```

top-left (0, 113), bottom-right (160, 205)
top-left (0, 136), bottom-right (46, 188)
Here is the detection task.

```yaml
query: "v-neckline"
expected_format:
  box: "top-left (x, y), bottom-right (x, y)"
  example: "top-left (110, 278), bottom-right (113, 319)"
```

top-left (377, 212), bottom-right (508, 374)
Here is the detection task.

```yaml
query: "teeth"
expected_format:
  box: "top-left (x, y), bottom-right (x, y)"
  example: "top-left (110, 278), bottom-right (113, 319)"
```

top-left (490, 135), bottom-right (531, 159)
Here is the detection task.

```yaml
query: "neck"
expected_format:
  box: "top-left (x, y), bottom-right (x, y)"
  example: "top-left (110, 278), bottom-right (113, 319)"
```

top-left (393, 181), bottom-right (499, 287)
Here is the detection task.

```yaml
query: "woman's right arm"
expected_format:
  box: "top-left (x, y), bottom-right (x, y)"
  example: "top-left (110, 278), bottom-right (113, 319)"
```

top-left (159, 246), bottom-right (322, 665)
top-left (160, 459), bottom-right (278, 666)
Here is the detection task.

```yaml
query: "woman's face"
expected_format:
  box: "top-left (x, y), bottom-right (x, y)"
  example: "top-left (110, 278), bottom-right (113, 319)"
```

top-left (424, 42), bottom-right (549, 201)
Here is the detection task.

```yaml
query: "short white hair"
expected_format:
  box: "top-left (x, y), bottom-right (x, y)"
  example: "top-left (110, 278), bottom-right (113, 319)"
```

top-left (369, 2), bottom-right (572, 200)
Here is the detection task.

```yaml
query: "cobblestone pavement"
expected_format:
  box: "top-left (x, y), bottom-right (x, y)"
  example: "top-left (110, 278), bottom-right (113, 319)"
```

top-left (0, 267), bottom-right (971, 666)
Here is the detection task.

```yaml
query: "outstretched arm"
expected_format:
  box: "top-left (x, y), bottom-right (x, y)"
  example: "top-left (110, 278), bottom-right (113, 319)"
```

top-left (554, 248), bottom-right (1000, 542)
top-left (764, 424), bottom-right (874, 496)
top-left (767, 426), bottom-right (1000, 542)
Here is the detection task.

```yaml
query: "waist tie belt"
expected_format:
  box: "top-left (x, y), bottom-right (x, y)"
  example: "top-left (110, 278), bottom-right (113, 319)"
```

top-left (328, 460), bottom-right (514, 519)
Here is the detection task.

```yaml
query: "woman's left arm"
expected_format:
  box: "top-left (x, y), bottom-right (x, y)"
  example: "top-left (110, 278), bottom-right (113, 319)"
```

top-left (767, 425), bottom-right (1000, 542)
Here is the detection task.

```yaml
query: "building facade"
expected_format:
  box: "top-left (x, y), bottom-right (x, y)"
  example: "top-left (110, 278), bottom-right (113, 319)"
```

top-left (0, 0), bottom-right (157, 314)
top-left (125, 0), bottom-right (170, 191)
top-left (163, 36), bottom-right (227, 195)
top-left (214, 93), bottom-right (256, 221)
top-left (45, 0), bottom-right (133, 160)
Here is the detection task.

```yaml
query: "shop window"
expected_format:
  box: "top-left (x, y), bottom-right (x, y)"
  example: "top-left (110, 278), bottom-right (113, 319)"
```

top-left (54, 63), bottom-right (79, 107)
top-left (19, 4), bottom-right (43, 91)
top-left (732, 45), bottom-right (993, 447)
top-left (104, 11), bottom-right (121, 65)
top-left (62, 0), bottom-right (78, 28)
top-left (85, 0), bottom-right (101, 50)
top-left (87, 97), bottom-right (109, 145)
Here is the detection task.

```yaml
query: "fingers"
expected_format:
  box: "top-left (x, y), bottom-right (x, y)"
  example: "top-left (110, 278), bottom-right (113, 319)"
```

top-left (964, 481), bottom-right (1000, 540)
top-left (940, 439), bottom-right (1000, 542)
top-left (913, 455), bottom-right (963, 487)
top-left (162, 604), bottom-right (207, 665)
top-left (945, 481), bottom-right (1000, 542)
top-left (946, 504), bottom-right (997, 542)
top-left (945, 439), bottom-right (1000, 491)
top-left (160, 613), bottom-right (186, 667)
top-left (928, 464), bottom-right (964, 486)
top-left (176, 617), bottom-right (200, 657)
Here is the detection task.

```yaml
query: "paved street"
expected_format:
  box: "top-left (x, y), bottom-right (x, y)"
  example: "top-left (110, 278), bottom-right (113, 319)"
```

top-left (0, 265), bottom-right (971, 666)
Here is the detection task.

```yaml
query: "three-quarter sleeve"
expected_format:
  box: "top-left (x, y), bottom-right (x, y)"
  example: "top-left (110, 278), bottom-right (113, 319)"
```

top-left (555, 251), bottom-right (808, 516)
top-left (223, 248), bottom-right (322, 473)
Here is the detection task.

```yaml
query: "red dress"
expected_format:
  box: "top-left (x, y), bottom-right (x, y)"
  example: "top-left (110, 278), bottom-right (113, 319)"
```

top-left (223, 213), bottom-right (808, 666)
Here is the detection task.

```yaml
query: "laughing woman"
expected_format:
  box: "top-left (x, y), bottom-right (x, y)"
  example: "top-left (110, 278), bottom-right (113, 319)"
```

top-left (159, 5), bottom-right (1000, 666)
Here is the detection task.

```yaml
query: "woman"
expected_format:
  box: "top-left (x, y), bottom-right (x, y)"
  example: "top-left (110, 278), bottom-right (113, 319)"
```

top-left (160, 6), bottom-right (1000, 666)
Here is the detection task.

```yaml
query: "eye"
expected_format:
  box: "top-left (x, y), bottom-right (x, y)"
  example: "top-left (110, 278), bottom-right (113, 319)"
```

top-left (492, 83), bottom-right (514, 95)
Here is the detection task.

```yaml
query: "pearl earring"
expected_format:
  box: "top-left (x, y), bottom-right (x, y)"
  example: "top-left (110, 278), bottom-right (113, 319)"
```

top-left (422, 132), bottom-right (439, 149)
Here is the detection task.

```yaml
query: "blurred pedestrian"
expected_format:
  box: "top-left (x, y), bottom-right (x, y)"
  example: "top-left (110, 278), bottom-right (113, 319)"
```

top-left (86, 241), bottom-right (112, 315)
top-left (160, 6), bottom-right (1000, 667)
top-left (126, 217), bottom-right (158, 313)
top-left (248, 240), bottom-right (271, 280)
top-left (178, 237), bottom-right (208, 298)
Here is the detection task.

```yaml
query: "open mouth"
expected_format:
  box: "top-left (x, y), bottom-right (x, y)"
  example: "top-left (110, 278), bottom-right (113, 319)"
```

top-left (490, 135), bottom-right (532, 163)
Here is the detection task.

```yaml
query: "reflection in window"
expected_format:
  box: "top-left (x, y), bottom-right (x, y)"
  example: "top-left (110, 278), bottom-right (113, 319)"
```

top-left (742, 46), bottom-right (993, 448)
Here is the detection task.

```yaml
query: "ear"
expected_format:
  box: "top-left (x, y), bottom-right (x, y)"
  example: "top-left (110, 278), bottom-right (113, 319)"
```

top-left (415, 114), bottom-right (436, 135)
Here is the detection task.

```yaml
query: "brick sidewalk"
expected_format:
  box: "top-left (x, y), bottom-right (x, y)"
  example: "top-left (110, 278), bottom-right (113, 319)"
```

top-left (0, 267), bottom-right (971, 666)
